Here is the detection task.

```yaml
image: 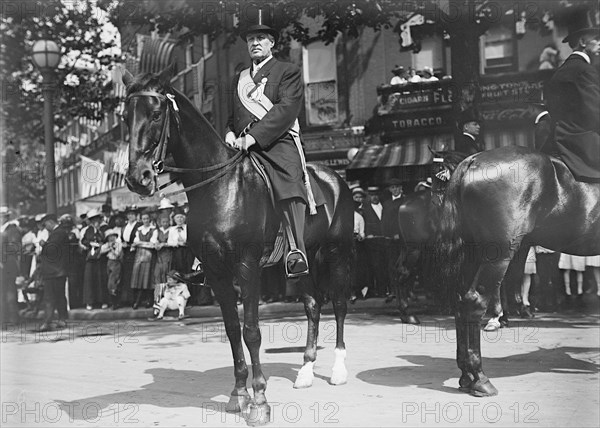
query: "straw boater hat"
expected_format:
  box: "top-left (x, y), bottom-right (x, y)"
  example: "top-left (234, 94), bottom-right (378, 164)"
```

top-left (104, 228), bottom-right (120, 239)
top-left (158, 198), bottom-right (174, 210)
top-left (86, 208), bottom-right (103, 221)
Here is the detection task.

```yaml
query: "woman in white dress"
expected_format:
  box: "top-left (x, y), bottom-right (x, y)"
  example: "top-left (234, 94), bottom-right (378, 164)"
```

top-left (558, 253), bottom-right (586, 298)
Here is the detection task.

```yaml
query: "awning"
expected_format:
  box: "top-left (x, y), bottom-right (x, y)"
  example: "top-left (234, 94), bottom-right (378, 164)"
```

top-left (139, 36), bottom-right (177, 74)
top-left (346, 135), bottom-right (451, 183)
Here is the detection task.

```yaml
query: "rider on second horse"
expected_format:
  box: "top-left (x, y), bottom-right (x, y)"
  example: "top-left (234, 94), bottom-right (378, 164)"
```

top-left (544, 8), bottom-right (600, 182)
top-left (224, 11), bottom-right (317, 278)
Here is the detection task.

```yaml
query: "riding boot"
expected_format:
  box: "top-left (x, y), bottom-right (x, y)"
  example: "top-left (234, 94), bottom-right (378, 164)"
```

top-left (282, 198), bottom-right (309, 278)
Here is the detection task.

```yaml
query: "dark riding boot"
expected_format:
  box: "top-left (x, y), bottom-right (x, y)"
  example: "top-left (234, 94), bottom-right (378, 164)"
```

top-left (282, 199), bottom-right (309, 278)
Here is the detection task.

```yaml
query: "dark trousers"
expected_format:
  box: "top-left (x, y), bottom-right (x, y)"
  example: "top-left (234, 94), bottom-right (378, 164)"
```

top-left (365, 237), bottom-right (389, 296)
top-left (43, 276), bottom-right (68, 323)
top-left (536, 252), bottom-right (561, 310)
top-left (353, 240), bottom-right (370, 296)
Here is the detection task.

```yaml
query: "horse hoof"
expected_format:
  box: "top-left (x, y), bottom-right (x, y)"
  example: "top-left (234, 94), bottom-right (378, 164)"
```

top-left (402, 315), bottom-right (420, 325)
top-left (245, 402), bottom-right (271, 426)
top-left (226, 392), bottom-right (251, 413)
top-left (483, 319), bottom-right (501, 331)
top-left (329, 366), bottom-right (348, 386)
top-left (293, 362), bottom-right (314, 389)
top-left (469, 379), bottom-right (498, 397)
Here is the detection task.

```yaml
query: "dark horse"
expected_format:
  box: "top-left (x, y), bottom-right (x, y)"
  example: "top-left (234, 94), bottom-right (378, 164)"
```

top-left (122, 67), bottom-right (353, 424)
top-left (437, 145), bottom-right (600, 396)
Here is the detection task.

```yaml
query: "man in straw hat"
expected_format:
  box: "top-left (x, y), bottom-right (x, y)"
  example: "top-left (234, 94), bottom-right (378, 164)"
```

top-left (224, 7), bottom-right (325, 277)
top-left (544, 6), bottom-right (600, 182)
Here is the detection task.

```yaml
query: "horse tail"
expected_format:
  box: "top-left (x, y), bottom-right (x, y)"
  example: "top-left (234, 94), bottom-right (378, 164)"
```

top-left (434, 159), bottom-right (471, 309)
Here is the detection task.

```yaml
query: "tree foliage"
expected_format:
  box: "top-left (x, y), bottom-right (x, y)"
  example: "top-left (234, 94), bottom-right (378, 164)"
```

top-left (1, 0), bottom-right (122, 211)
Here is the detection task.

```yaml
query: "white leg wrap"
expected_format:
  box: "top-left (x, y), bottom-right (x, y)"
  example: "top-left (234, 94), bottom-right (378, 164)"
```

top-left (293, 361), bottom-right (315, 389)
top-left (330, 348), bottom-right (347, 385)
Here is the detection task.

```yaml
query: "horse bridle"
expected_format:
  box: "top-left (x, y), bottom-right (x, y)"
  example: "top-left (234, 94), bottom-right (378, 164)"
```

top-left (125, 89), bottom-right (245, 198)
top-left (125, 90), bottom-right (180, 175)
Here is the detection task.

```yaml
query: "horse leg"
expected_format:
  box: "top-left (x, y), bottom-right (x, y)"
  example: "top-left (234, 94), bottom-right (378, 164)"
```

top-left (327, 243), bottom-right (350, 386)
top-left (294, 273), bottom-right (321, 389)
top-left (210, 275), bottom-right (251, 413)
top-left (457, 260), bottom-right (511, 397)
top-left (238, 260), bottom-right (270, 426)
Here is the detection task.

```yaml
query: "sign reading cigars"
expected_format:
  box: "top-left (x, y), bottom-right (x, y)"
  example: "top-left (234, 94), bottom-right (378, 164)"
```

top-left (374, 70), bottom-right (554, 136)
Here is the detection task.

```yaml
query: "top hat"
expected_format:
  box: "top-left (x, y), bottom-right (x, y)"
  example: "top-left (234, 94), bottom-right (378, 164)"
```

top-left (40, 213), bottom-right (57, 224)
top-left (391, 65), bottom-right (405, 75)
top-left (561, 7), bottom-right (599, 43)
top-left (240, 8), bottom-right (279, 44)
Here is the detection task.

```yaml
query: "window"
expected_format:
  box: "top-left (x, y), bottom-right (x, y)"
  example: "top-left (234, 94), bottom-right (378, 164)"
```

top-left (482, 25), bottom-right (517, 74)
top-left (302, 39), bottom-right (339, 127)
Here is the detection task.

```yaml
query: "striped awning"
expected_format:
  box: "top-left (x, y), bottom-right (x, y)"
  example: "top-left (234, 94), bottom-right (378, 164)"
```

top-left (345, 135), bottom-right (452, 183)
top-left (139, 36), bottom-right (177, 74)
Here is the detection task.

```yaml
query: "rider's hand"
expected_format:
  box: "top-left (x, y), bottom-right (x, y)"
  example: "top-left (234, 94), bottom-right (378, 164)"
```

top-left (243, 134), bottom-right (256, 150)
top-left (225, 131), bottom-right (236, 147)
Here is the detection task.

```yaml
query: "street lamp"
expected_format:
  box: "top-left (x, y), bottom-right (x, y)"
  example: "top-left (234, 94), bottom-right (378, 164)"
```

top-left (31, 40), bottom-right (61, 215)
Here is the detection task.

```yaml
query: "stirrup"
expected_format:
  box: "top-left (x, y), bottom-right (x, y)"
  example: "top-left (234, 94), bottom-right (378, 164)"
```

top-left (285, 249), bottom-right (309, 278)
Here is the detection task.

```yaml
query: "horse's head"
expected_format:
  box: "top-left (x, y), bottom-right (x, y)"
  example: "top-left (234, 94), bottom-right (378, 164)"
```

top-left (122, 65), bottom-right (179, 196)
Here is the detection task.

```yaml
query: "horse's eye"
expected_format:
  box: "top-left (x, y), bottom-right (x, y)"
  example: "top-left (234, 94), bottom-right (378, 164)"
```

top-left (152, 111), bottom-right (161, 121)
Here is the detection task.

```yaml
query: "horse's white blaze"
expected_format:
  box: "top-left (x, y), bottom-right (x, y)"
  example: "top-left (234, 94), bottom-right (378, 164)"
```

top-left (330, 348), bottom-right (347, 385)
top-left (293, 361), bottom-right (314, 389)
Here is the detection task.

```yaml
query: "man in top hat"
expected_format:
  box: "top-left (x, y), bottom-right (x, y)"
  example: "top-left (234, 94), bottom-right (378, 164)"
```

top-left (455, 109), bottom-right (483, 155)
top-left (38, 213), bottom-right (70, 331)
top-left (544, 7), bottom-right (600, 182)
top-left (225, 9), bottom-right (324, 277)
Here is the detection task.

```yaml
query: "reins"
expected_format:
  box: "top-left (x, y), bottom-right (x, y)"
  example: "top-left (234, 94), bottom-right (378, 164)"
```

top-left (126, 89), bottom-right (245, 198)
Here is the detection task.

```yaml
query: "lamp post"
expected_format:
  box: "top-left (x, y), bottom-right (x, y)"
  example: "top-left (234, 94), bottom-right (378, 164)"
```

top-left (31, 40), bottom-right (61, 215)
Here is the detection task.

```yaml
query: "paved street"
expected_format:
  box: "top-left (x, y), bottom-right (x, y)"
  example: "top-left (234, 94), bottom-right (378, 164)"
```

top-left (1, 305), bottom-right (599, 427)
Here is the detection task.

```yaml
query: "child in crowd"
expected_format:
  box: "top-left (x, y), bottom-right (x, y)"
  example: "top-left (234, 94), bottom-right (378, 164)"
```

top-left (101, 228), bottom-right (123, 310)
top-left (154, 270), bottom-right (191, 320)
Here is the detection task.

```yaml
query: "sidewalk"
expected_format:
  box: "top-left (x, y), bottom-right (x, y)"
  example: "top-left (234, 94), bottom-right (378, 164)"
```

top-left (23, 296), bottom-right (403, 322)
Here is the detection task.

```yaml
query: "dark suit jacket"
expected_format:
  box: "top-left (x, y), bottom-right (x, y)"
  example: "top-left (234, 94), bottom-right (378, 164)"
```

top-left (39, 225), bottom-right (70, 278)
top-left (381, 197), bottom-right (404, 238)
top-left (226, 57), bottom-right (308, 203)
top-left (454, 133), bottom-right (482, 155)
top-left (545, 54), bottom-right (600, 135)
top-left (362, 203), bottom-right (383, 237)
top-left (545, 54), bottom-right (600, 181)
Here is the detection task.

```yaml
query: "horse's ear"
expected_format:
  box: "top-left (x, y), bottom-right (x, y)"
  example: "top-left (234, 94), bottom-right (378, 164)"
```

top-left (120, 66), bottom-right (134, 87)
top-left (158, 62), bottom-right (176, 86)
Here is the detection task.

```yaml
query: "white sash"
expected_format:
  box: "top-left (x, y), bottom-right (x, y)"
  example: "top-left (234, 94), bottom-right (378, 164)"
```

top-left (237, 68), bottom-right (317, 215)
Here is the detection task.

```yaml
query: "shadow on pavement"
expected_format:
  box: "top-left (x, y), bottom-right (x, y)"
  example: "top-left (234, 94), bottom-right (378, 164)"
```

top-left (55, 363), bottom-right (330, 422)
top-left (356, 346), bottom-right (599, 394)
